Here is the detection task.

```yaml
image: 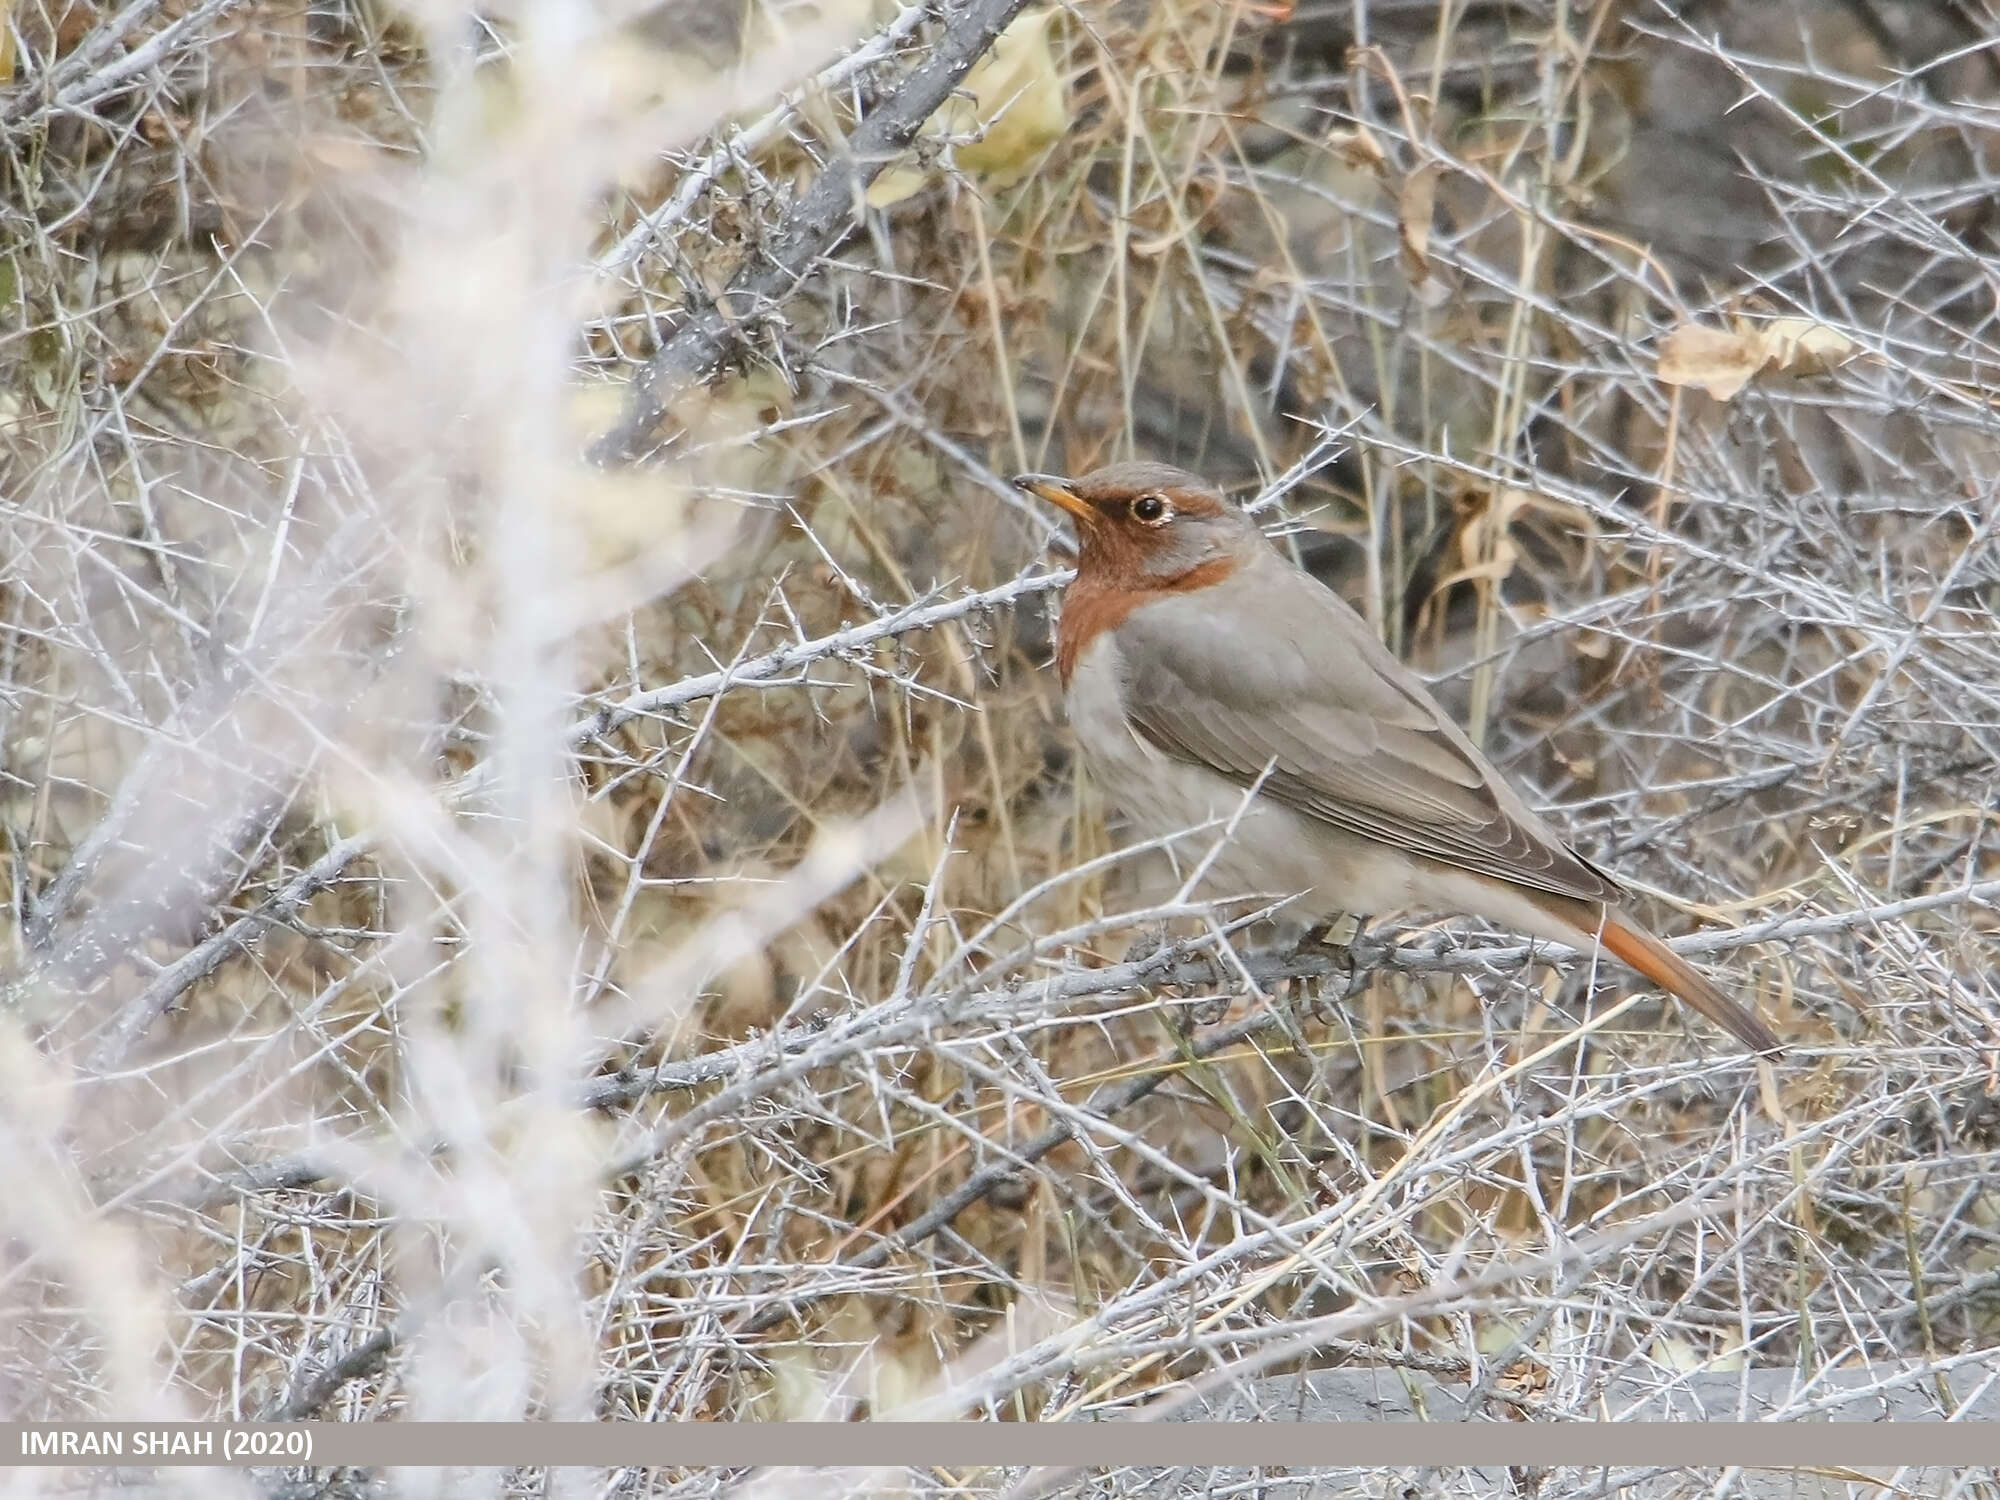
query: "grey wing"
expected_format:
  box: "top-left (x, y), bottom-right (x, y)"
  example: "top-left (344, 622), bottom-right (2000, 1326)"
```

top-left (1113, 565), bottom-right (1620, 905)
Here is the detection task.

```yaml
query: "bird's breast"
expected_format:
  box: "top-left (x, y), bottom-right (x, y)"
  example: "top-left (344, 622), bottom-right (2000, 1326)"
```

top-left (1063, 629), bottom-right (1410, 918)
top-left (1063, 629), bottom-right (1158, 775)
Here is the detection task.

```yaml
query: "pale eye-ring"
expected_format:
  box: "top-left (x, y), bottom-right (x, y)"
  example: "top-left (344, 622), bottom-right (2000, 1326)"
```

top-left (1131, 493), bottom-right (1172, 525)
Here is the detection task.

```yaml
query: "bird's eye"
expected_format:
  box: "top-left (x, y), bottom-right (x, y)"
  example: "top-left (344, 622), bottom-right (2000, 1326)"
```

top-left (1131, 493), bottom-right (1171, 525)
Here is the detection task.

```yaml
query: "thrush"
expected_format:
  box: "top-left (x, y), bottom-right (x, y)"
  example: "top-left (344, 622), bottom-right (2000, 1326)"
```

top-left (1015, 460), bottom-right (1781, 1055)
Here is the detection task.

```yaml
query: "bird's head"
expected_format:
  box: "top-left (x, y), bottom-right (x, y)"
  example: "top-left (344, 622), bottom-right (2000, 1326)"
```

top-left (1012, 461), bottom-right (1258, 587)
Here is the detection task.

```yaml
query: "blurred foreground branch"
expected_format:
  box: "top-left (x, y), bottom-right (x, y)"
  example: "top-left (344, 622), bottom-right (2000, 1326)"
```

top-left (84, 568), bottom-right (1071, 1069)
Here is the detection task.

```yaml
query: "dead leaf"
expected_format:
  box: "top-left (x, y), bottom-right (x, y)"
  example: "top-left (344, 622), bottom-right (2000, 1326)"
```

top-left (1325, 123), bottom-right (1387, 174)
top-left (1397, 162), bottom-right (1439, 280)
top-left (955, 7), bottom-right (1066, 181)
top-left (863, 166), bottom-right (929, 212)
top-left (1658, 318), bottom-right (1860, 401)
top-left (1396, 163), bottom-right (1450, 307)
top-left (1757, 316), bottom-right (1858, 376)
top-left (1656, 322), bottom-right (1765, 401)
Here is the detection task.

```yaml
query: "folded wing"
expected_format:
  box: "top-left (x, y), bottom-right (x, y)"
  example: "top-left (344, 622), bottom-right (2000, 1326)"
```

top-left (1112, 560), bottom-right (1620, 906)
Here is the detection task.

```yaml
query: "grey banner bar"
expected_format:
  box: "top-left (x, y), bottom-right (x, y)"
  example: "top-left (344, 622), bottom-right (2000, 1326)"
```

top-left (4, 1422), bottom-right (1999, 1469)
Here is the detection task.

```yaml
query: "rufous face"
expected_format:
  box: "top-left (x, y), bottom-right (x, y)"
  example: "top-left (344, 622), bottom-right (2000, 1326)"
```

top-left (1013, 463), bottom-right (1251, 586)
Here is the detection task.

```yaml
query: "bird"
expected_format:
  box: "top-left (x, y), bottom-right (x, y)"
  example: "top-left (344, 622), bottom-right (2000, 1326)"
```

top-left (1014, 460), bottom-right (1781, 1056)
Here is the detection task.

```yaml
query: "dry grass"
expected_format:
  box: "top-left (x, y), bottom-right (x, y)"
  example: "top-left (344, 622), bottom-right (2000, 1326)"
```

top-left (3, 0), bottom-right (2000, 1488)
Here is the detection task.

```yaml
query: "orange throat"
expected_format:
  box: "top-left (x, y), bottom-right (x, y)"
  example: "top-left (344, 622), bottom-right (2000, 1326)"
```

top-left (1055, 557), bottom-right (1236, 687)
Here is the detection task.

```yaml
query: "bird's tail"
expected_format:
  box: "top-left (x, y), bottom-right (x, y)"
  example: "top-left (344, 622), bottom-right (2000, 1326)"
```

top-left (1590, 910), bottom-right (1782, 1056)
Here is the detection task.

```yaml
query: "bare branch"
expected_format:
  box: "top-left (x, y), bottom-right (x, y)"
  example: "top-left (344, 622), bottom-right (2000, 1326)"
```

top-left (593, 0), bottom-right (1035, 462)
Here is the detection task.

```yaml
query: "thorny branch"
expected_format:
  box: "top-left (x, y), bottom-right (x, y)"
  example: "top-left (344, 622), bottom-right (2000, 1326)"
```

top-left (594, 0), bottom-right (1035, 461)
top-left (591, 3), bottom-right (940, 281)
top-left (78, 569), bottom-right (1073, 1070)
top-left (164, 858), bottom-right (2000, 1225)
top-left (8, 0), bottom-right (2000, 1456)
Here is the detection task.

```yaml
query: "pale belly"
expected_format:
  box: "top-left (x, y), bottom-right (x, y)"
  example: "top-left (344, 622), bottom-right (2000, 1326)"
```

top-left (1065, 636), bottom-right (1419, 922)
top-left (1062, 633), bottom-right (1584, 946)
